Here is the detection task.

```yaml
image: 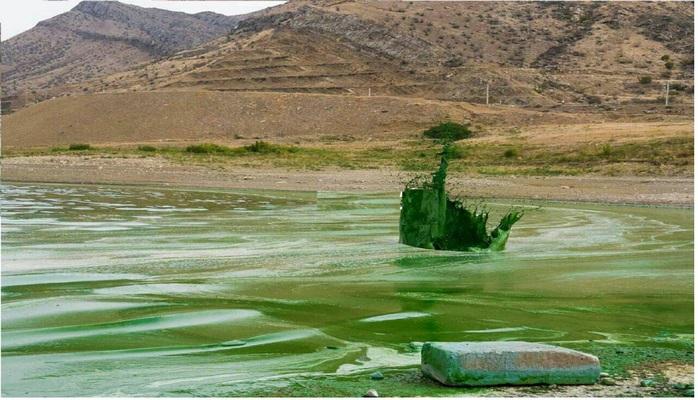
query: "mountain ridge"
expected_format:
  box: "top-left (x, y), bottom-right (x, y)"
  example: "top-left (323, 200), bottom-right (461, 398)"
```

top-left (1, 0), bottom-right (243, 109)
top-left (60, 0), bottom-right (691, 107)
top-left (2, 0), bottom-right (694, 148)
top-left (3, 0), bottom-right (694, 111)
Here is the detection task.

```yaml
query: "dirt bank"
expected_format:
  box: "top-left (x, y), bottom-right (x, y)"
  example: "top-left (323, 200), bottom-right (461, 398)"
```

top-left (485, 361), bottom-right (694, 397)
top-left (2, 155), bottom-right (692, 207)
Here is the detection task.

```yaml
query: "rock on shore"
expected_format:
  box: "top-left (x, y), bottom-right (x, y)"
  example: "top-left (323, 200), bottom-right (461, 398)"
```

top-left (421, 341), bottom-right (600, 386)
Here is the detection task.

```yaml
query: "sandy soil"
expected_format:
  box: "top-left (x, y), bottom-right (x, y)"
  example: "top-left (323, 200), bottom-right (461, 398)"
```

top-left (2, 155), bottom-right (693, 207)
top-left (477, 121), bottom-right (694, 146)
top-left (485, 362), bottom-right (694, 397)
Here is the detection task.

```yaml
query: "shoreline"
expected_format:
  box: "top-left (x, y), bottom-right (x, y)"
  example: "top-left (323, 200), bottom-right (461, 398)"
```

top-left (2, 155), bottom-right (693, 207)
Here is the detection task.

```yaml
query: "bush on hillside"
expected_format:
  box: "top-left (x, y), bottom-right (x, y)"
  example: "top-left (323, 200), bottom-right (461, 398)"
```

top-left (243, 141), bottom-right (298, 154)
top-left (184, 141), bottom-right (299, 156)
top-left (244, 141), bottom-right (281, 154)
top-left (422, 122), bottom-right (472, 142)
top-left (68, 143), bottom-right (91, 150)
top-left (503, 148), bottom-right (519, 158)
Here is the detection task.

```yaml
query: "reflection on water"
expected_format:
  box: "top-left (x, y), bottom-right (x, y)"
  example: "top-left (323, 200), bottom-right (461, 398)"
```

top-left (1, 183), bottom-right (693, 396)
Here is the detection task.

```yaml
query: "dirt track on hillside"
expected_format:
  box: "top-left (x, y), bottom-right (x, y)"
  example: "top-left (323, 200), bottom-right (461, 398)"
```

top-left (2, 155), bottom-right (692, 207)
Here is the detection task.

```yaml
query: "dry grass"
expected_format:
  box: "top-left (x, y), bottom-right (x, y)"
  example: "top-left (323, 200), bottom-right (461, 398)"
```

top-left (477, 121), bottom-right (694, 145)
top-left (5, 132), bottom-right (692, 177)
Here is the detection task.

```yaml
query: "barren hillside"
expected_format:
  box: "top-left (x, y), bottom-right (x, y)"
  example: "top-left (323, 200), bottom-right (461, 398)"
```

top-left (2, 91), bottom-right (473, 147)
top-left (2, 0), bottom-right (693, 150)
top-left (0, 1), bottom-right (241, 109)
top-left (61, 0), bottom-right (694, 107)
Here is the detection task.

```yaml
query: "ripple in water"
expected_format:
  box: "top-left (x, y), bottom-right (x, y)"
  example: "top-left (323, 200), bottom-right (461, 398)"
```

top-left (0, 183), bottom-right (693, 396)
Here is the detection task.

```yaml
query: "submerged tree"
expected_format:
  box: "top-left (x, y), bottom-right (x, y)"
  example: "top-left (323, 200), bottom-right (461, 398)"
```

top-left (399, 143), bottom-right (522, 251)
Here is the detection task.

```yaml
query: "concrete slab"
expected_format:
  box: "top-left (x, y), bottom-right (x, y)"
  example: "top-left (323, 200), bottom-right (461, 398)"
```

top-left (421, 341), bottom-right (601, 386)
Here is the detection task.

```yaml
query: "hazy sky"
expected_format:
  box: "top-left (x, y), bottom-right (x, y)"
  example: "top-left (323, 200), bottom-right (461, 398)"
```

top-left (1, 0), bottom-right (285, 40)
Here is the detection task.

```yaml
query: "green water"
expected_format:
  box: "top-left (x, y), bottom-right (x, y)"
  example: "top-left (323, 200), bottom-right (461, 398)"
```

top-left (1, 183), bottom-right (693, 396)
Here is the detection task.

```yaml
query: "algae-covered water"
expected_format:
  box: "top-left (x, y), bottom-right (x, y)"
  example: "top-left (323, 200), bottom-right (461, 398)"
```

top-left (1, 183), bottom-right (693, 396)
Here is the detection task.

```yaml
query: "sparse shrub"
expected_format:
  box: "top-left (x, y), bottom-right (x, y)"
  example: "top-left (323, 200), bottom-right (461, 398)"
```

top-left (244, 141), bottom-right (299, 154)
top-left (444, 57), bottom-right (464, 67)
top-left (422, 122), bottom-right (472, 142)
top-left (599, 143), bottom-right (613, 157)
top-left (138, 145), bottom-right (157, 152)
top-left (638, 76), bottom-right (653, 85)
top-left (185, 143), bottom-right (229, 154)
top-left (244, 140), bottom-right (279, 153)
top-left (660, 54), bottom-right (671, 61)
top-left (503, 148), bottom-right (519, 158)
top-left (665, 61), bottom-right (674, 70)
top-left (670, 82), bottom-right (688, 92)
top-left (586, 95), bottom-right (602, 104)
top-left (68, 143), bottom-right (91, 150)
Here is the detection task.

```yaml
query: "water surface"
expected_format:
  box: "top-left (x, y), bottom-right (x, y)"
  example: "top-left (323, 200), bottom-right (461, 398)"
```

top-left (1, 183), bottom-right (693, 396)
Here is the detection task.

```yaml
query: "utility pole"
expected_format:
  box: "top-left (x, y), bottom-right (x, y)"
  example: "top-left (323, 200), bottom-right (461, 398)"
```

top-left (665, 81), bottom-right (670, 106)
top-left (486, 82), bottom-right (490, 106)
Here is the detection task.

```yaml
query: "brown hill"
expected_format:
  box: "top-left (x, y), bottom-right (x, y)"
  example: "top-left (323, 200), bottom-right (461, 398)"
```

top-left (1, 1), bottom-right (241, 109)
top-left (63, 0), bottom-right (694, 106)
top-left (2, 0), bottom-right (694, 149)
